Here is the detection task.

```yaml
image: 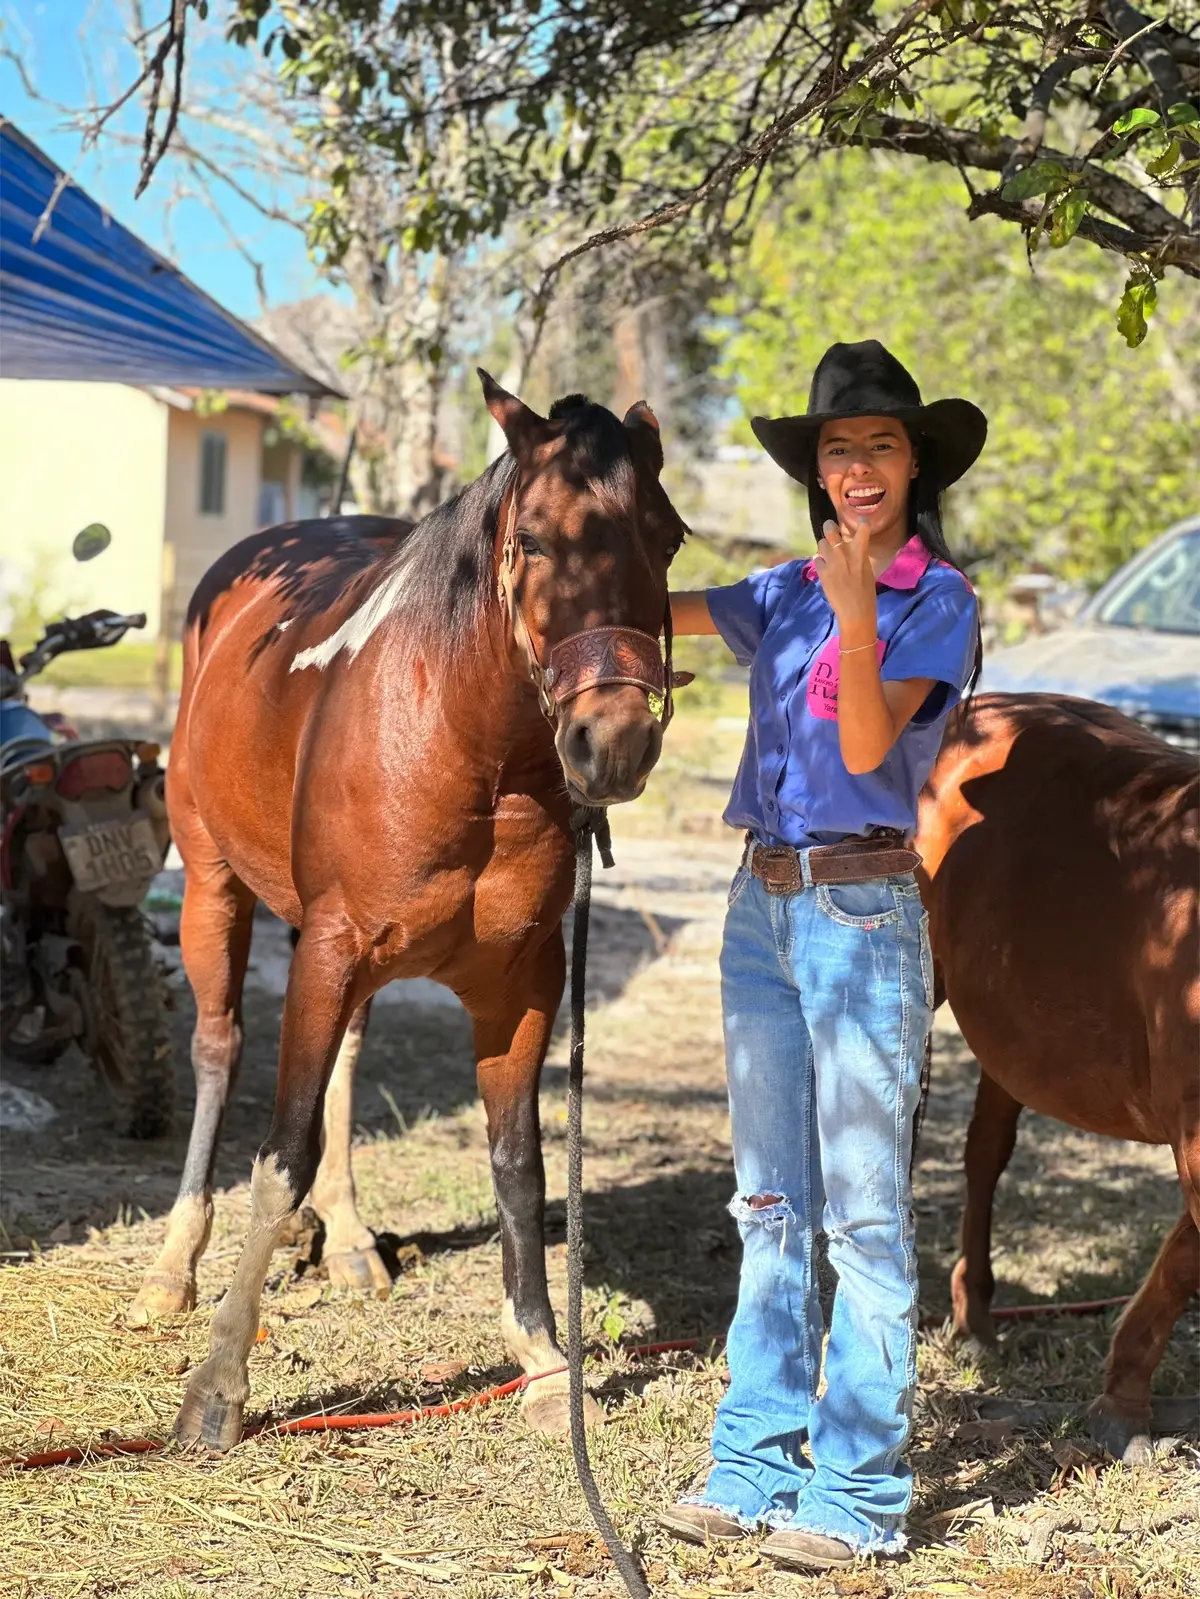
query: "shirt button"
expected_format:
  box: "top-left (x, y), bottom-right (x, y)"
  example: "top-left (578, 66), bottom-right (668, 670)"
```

top-left (767, 800), bottom-right (775, 811)
top-left (776, 743), bottom-right (784, 754)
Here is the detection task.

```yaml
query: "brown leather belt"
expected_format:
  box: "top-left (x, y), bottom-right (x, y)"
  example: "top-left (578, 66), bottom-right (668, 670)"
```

top-left (744, 833), bottom-right (921, 896)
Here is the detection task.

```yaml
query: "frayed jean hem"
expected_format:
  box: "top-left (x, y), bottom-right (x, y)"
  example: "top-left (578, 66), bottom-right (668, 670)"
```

top-left (783, 1519), bottom-right (908, 1557)
top-left (679, 1495), bottom-right (791, 1531)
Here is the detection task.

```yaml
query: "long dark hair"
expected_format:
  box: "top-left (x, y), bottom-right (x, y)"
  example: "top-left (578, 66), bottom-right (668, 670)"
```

top-left (805, 428), bottom-right (982, 693)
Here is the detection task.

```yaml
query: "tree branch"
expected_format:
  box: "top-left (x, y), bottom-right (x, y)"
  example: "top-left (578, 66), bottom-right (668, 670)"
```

top-left (875, 117), bottom-right (1185, 242)
top-left (1105, 0), bottom-right (1190, 115)
top-left (1000, 51), bottom-right (1088, 184)
top-left (534, 0), bottom-right (945, 303)
top-left (967, 189), bottom-right (1199, 276)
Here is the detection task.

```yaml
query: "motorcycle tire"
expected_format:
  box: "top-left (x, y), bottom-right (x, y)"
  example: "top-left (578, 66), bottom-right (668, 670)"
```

top-left (68, 891), bottom-right (175, 1139)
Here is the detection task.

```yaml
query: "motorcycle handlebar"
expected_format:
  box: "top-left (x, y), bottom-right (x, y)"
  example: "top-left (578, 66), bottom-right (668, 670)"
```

top-left (17, 610), bottom-right (148, 678)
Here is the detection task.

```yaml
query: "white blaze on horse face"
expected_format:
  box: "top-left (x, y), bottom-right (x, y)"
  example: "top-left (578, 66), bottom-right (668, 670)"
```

top-left (289, 564), bottom-right (412, 672)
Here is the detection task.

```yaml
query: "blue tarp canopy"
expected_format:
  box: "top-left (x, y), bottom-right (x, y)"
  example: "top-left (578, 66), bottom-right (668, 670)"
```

top-left (0, 123), bottom-right (339, 395)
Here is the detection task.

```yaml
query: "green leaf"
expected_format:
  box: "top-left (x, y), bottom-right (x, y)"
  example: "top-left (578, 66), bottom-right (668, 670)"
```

top-left (1144, 139), bottom-right (1180, 179)
top-left (1116, 273), bottom-right (1158, 349)
top-left (1001, 159), bottom-right (1069, 201)
top-left (1048, 189), bottom-right (1086, 247)
top-left (1167, 102), bottom-right (1199, 127)
top-left (1113, 106), bottom-right (1160, 135)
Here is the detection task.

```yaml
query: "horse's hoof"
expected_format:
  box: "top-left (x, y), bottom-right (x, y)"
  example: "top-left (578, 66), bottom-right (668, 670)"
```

top-left (325, 1247), bottom-right (391, 1298)
top-left (174, 1367), bottom-right (246, 1452)
top-left (127, 1275), bottom-right (196, 1325)
top-left (1087, 1399), bottom-right (1153, 1465)
top-left (522, 1385), bottom-right (604, 1438)
top-left (950, 1327), bottom-right (998, 1363)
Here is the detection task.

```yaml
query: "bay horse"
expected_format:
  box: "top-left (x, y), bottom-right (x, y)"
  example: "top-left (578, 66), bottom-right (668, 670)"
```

top-left (129, 374), bottom-right (688, 1450)
top-left (916, 692), bottom-right (1199, 1464)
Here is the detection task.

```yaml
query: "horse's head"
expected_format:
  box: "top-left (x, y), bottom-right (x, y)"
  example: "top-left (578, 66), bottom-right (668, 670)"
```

top-left (481, 371), bottom-right (686, 807)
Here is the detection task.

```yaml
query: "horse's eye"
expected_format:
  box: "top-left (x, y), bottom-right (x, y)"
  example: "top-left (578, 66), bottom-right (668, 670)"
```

top-left (665, 537), bottom-right (684, 564)
top-left (518, 531), bottom-right (543, 558)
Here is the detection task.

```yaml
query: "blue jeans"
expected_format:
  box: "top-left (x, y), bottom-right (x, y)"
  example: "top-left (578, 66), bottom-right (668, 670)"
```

top-left (692, 855), bottom-right (933, 1553)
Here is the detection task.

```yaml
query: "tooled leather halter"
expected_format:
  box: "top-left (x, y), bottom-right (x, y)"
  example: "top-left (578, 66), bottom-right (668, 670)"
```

top-left (495, 479), bottom-right (691, 729)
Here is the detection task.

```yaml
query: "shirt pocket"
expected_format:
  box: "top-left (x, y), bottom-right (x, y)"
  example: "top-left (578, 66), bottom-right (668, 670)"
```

top-left (806, 634), bottom-right (887, 722)
top-left (814, 878), bottom-right (902, 929)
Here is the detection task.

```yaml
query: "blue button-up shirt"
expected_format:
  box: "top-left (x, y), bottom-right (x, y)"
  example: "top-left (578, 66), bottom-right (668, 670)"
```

top-left (707, 536), bottom-right (979, 848)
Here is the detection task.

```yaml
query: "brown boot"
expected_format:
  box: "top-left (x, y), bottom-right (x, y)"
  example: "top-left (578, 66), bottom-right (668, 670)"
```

top-left (659, 1502), bottom-right (751, 1544)
top-left (761, 1528), bottom-right (857, 1570)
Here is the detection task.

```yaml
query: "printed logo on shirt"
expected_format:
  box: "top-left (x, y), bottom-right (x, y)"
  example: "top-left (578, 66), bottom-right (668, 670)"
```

top-left (806, 636), bottom-right (887, 721)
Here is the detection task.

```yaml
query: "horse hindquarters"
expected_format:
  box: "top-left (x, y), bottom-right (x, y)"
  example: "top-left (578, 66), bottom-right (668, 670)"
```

top-left (128, 781), bottom-right (256, 1324)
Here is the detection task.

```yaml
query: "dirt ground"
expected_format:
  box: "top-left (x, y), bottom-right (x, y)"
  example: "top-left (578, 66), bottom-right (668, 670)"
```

top-left (2, 703), bottom-right (1197, 1599)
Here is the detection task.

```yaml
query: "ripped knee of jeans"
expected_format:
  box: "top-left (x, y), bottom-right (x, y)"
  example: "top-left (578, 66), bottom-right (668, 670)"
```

top-left (728, 1191), bottom-right (795, 1231)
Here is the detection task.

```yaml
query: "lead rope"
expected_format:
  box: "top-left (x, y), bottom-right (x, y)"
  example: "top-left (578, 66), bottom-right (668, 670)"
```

top-left (568, 807), bottom-right (649, 1599)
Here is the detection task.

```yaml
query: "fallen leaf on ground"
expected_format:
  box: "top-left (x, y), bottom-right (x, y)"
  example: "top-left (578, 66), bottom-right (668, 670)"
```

top-left (1051, 1438), bottom-right (1094, 1470)
top-left (420, 1359), bottom-right (468, 1385)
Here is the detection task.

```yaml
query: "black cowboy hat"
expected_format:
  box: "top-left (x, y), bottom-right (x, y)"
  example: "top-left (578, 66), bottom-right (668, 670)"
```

top-left (751, 340), bottom-right (987, 491)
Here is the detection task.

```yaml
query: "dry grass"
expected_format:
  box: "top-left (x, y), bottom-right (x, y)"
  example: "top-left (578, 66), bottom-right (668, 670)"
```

top-left (3, 700), bottom-right (1198, 1599)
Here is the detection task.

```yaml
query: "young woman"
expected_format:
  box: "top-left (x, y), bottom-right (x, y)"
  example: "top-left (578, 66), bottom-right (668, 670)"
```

top-left (661, 340), bottom-right (985, 1573)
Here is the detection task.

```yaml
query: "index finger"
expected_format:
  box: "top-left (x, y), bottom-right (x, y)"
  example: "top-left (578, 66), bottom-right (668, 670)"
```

top-left (839, 513), bottom-right (871, 545)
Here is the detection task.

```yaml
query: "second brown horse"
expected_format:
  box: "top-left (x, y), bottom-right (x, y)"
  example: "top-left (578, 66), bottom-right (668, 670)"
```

top-left (132, 375), bottom-right (687, 1449)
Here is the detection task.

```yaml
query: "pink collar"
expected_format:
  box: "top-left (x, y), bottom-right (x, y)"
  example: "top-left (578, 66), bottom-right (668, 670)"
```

top-left (800, 534), bottom-right (931, 592)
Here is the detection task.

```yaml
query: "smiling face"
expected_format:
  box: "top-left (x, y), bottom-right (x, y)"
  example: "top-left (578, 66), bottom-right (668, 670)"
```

top-left (816, 415), bottom-right (918, 544)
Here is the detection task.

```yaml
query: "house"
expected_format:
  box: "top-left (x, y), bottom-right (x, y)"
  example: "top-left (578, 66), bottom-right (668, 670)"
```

top-left (0, 123), bottom-right (339, 644)
top-left (0, 381), bottom-right (342, 640)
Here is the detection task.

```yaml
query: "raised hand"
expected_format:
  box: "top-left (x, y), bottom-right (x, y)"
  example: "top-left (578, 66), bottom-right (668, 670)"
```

top-left (813, 517), bottom-right (877, 648)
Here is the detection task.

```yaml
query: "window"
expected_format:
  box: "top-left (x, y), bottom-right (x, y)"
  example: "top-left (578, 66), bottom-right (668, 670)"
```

top-left (199, 431), bottom-right (227, 515)
top-left (1095, 530), bottom-right (1200, 637)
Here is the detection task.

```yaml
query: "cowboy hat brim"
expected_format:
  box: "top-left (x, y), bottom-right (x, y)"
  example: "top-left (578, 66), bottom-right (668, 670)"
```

top-left (751, 397), bottom-right (987, 491)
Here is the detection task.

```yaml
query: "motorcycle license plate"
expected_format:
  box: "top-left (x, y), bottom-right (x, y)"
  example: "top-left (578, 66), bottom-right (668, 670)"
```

top-left (60, 816), bottom-right (160, 894)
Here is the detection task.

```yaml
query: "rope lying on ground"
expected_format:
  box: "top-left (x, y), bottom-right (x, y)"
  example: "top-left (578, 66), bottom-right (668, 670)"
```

top-left (8, 1336), bottom-right (704, 1471)
top-left (5, 1289), bottom-right (1132, 1474)
top-left (8, 1291), bottom-right (1132, 1474)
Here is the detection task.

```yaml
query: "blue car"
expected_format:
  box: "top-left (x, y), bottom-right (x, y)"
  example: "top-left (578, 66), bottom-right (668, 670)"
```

top-left (979, 514), bottom-right (1200, 750)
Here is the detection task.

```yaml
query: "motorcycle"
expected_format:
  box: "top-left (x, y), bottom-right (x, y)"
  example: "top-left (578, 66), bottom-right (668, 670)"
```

top-left (1, 525), bottom-right (174, 1136)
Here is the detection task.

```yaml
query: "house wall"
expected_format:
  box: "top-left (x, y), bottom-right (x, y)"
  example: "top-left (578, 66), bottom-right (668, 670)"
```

top-left (261, 438), bottom-right (303, 526)
top-left (164, 405), bottom-right (265, 637)
top-left (0, 380), bottom-right (169, 638)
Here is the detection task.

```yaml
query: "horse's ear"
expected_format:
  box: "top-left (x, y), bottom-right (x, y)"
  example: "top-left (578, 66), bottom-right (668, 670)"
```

top-left (478, 369), bottom-right (545, 452)
top-left (624, 400), bottom-right (663, 476)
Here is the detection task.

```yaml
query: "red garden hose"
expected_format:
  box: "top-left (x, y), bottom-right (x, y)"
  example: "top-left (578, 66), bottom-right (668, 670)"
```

top-left (6, 1291), bottom-right (1132, 1474)
top-left (7, 1337), bottom-right (703, 1471)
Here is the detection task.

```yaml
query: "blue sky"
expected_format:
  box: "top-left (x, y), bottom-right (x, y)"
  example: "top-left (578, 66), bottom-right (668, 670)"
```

top-left (0, 0), bottom-right (322, 318)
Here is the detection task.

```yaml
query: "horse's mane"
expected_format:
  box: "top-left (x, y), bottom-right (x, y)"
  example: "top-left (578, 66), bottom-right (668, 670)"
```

top-left (372, 392), bottom-right (652, 664)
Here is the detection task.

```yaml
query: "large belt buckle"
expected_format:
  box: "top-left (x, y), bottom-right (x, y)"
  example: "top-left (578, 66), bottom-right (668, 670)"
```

top-left (754, 845), bottom-right (802, 897)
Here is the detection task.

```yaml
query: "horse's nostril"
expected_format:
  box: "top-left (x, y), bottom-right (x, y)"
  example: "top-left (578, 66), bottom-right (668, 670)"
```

top-left (635, 720), bottom-right (662, 780)
top-left (564, 719), bottom-right (595, 777)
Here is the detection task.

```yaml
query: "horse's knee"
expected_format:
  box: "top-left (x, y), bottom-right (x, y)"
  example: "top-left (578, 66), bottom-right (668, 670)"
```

top-left (192, 1014), bottom-right (243, 1079)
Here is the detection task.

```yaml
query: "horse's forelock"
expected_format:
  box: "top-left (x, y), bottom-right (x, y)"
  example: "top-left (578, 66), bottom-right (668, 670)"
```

top-left (551, 395), bottom-right (640, 529)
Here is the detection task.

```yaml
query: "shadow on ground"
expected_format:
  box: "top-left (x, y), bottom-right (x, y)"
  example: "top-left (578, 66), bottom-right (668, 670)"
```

top-left (0, 900), bottom-right (684, 1243)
